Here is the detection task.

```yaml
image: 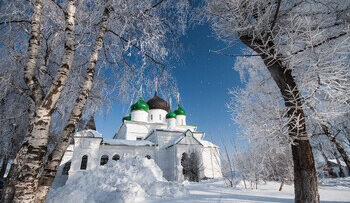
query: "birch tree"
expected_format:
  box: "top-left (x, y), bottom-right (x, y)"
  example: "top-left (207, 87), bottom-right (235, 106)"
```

top-left (1, 0), bottom-right (190, 202)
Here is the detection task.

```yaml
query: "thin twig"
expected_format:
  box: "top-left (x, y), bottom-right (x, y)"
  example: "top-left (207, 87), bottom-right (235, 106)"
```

top-left (209, 49), bottom-right (260, 57)
top-left (0, 76), bottom-right (33, 102)
top-left (107, 30), bottom-right (165, 66)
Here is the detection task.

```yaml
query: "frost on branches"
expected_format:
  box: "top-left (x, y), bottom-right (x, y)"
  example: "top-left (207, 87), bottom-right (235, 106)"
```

top-left (0, 0), bottom-right (190, 202)
top-left (206, 0), bottom-right (349, 202)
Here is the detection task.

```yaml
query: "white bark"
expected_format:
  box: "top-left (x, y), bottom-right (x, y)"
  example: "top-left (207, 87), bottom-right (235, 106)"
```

top-left (35, 3), bottom-right (110, 202)
top-left (3, 1), bottom-right (77, 202)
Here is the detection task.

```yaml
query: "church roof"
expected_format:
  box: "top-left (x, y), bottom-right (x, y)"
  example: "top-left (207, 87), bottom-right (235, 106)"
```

top-left (174, 104), bottom-right (186, 115)
top-left (166, 110), bottom-right (177, 119)
top-left (75, 130), bottom-right (102, 138)
top-left (198, 140), bottom-right (219, 148)
top-left (131, 97), bottom-right (149, 112)
top-left (165, 130), bottom-right (203, 149)
top-left (146, 92), bottom-right (170, 112)
top-left (122, 114), bottom-right (131, 122)
top-left (102, 139), bottom-right (155, 146)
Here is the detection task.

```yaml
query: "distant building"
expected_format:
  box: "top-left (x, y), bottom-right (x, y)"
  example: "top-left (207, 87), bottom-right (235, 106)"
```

top-left (53, 92), bottom-right (222, 187)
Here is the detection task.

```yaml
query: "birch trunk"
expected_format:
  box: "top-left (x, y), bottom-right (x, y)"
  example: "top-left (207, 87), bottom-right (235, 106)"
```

top-left (35, 4), bottom-right (110, 202)
top-left (2, 1), bottom-right (77, 202)
top-left (240, 36), bottom-right (320, 203)
top-left (23, 0), bottom-right (44, 104)
top-left (1, 0), bottom-right (43, 201)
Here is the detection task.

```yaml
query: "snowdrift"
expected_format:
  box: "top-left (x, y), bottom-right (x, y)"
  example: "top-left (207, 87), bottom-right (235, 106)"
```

top-left (47, 155), bottom-right (187, 203)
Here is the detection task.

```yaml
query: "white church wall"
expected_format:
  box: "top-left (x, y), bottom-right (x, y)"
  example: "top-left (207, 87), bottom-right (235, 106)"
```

top-left (99, 144), bottom-right (155, 162)
top-left (176, 115), bottom-right (186, 125)
top-left (51, 145), bottom-right (74, 188)
top-left (69, 137), bottom-right (102, 176)
top-left (167, 118), bottom-right (176, 129)
top-left (159, 147), bottom-right (176, 181)
top-left (131, 110), bottom-right (148, 122)
top-left (201, 147), bottom-right (222, 178)
top-left (125, 122), bottom-right (150, 140)
top-left (175, 125), bottom-right (196, 132)
top-left (124, 122), bottom-right (167, 140)
top-left (148, 109), bottom-right (167, 123)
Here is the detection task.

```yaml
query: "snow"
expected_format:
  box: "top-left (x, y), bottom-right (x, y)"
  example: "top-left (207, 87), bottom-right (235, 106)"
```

top-left (144, 178), bottom-right (350, 203)
top-left (46, 155), bottom-right (187, 203)
top-left (102, 139), bottom-right (155, 146)
top-left (198, 140), bottom-right (218, 148)
top-left (328, 159), bottom-right (347, 167)
top-left (75, 130), bottom-right (102, 138)
top-left (165, 135), bottom-right (184, 148)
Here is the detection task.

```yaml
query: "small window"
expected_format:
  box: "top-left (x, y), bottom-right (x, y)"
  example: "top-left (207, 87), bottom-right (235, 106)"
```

top-left (145, 155), bottom-right (151, 159)
top-left (80, 155), bottom-right (88, 170)
top-left (159, 115), bottom-right (161, 120)
top-left (62, 161), bottom-right (71, 175)
top-left (136, 137), bottom-right (142, 140)
top-left (151, 115), bottom-right (153, 120)
top-left (112, 154), bottom-right (120, 161)
top-left (100, 155), bottom-right (109, 166)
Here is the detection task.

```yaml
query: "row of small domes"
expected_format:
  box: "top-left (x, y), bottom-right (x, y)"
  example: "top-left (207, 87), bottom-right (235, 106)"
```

top-left (122, 92), bottom-right (186, 121)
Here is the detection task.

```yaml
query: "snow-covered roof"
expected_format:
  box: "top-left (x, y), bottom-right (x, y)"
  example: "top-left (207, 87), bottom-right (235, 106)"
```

top-left (102, 139), bottom-right (155, 146)
top-left (75, 130), bottom-right (102, 138)
top-left (198, 140), bottom-right (219, 148)
top-left (165, 130), bottom-right (204, 149)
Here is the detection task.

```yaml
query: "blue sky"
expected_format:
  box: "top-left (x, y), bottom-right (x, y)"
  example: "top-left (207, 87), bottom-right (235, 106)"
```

top-left (95, 23), bottom-right (246, 149)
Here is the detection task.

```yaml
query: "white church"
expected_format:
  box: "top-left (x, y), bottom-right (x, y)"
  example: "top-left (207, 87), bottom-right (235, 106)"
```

top-left (53, 92), bottom-right (222, 187)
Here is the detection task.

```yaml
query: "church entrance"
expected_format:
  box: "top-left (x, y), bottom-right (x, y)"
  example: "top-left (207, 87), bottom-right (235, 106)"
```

top-left (181, 152), bottom-right (200, 182)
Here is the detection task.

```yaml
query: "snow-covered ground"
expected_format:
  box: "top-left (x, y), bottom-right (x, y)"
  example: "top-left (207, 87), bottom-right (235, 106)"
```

top-left (146, 178), bottom-right (350, 203)
top-left (46, 154), bottom-right (350, 203)
top-left (47, 155), bottom-right (187, 203)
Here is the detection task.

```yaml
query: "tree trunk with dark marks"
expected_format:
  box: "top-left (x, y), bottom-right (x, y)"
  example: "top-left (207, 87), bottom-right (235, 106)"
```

top-left (35, 4), bottom-right (110, 202)
top-left (320, 123), bottom-right (350, 174)
top-left (334, 155), bottom-right (345, 177)
top-left (279, 179), bottom-right (284, 191)
top-left (240, 36), bottom-right (320, 203)
top-left (1, 1), bottom-right (77, 202)
top-left (1, 0), bottom-right (43, 201)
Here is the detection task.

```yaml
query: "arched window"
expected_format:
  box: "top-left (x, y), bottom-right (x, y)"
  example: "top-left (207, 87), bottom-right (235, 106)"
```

top-left (145, 155), bottom-right (151, 159)
top-left (159, 115), bottom-right (161, 120)
top-left (80, 155), bottom-right (88, 170)
top-left (112, 154), bottom-right (120, 161)
top-left (62, 161), bottom-right (71, 175)
top-left (100, 155), bottom-right (109, 166)
top-left (151, 114), bottom-right (153, 120)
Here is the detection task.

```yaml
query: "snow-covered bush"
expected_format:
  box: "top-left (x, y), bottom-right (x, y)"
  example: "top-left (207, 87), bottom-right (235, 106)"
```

top-left (47, 155), bottom-right (187, 203)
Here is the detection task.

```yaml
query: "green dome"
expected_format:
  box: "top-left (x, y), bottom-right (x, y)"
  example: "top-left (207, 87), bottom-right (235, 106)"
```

top-left (166, 110), bottom-right (177, 119)
top-left (122, 114), bottom-right (131, 122)
top-left (131, 97), bottom-right (149, 112)
top-left (174, 104), bottom-right (186, 116)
